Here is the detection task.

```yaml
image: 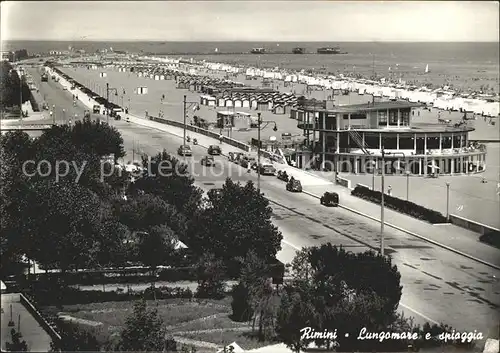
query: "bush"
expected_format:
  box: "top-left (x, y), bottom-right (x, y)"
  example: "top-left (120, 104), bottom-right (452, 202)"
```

top-left (480, 230), bottom-right (500, 249)
top-left (143, 286), bottom-right (193, 300)
top-left (351, 185), bottom-right (448, 224)
top-left (230, 282), bottom-right (254, 322)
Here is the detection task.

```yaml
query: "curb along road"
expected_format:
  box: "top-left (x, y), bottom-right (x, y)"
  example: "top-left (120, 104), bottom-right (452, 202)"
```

top-left (302, 190), bottom-right (500, 271)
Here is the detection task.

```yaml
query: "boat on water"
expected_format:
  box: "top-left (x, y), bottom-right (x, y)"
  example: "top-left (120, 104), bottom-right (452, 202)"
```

top-left (251, 48), bottom-right (265, 54)
top-left (292, 47), bottom-right (305, 54)
top-left (317, 47), bottom-right (341, 54)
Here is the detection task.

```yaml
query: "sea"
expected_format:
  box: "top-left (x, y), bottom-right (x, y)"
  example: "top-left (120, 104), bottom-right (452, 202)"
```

top-left (4, 41), bottom-right (499, 92)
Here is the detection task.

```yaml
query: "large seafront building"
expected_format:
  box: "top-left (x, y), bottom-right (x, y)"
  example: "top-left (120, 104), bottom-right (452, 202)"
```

top-left (292, 101), bottom-right (486, 176)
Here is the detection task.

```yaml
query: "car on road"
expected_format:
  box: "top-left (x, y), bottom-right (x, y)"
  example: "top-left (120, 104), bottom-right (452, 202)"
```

top-left (259, 163), bottom-right (276, 175)
top-left (201, 155), bottom-right (215, 166)
top-left (93, 105), bottom-right (101, 114)
top-left (228, 151), bottom-right (244, 164)
top-left (62, 86), bottom-right (67, 91)
top-left (177, 145), bottom-right (192, 156)
top-left (208, 145), bottom-right (221, 155)
top-left (240, 156), bottom-right (257, 169)
top-left (286, 178), bottom-right (302, 192)
top-left (320, 192), bottom-right (339, 207)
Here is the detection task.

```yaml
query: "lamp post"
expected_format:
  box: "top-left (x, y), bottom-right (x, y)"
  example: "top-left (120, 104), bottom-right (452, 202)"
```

top-left (379, 148), bottom-right (405, 256)
top-left (257, 112), bottom-right (278, 192)
top-left (62, 109), bottom-right (66, 124)
top-left (106, 83), bottom-right (118, 124)
top-left (182, 95), bottom-right (200, 160)
top-left (446, 182), bottom-right (450, 221)
top-left (406, 170), bottom-right (411, 200)
top-left (371, 159), bottom-right (376, 190)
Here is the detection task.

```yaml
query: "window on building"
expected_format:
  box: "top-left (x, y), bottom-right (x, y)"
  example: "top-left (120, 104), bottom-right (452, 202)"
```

top-left (350, 113), bottom-right (366, 119)
top-left (426, 136), bottom-right (440, 149)
top-left (382, 136), bottom-right (397, 149)
top-left (389, 110), bottom-right (398, 125)
top-left (453, 135), bottom-right (461, 148)
top-left (401, 110), bottom-right (410, 126)
top-left (378, 111), bottom-right (387, 126)
top-left (398, 135), bottom-right (414, 149)
top-left (364, 134), bottom-right (379, 149)
top-left (442, 136), bottom-right (452, 149)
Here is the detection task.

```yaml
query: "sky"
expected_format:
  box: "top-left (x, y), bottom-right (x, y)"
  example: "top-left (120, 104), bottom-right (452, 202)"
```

top-left (1, 1), bottom-right (499, 42)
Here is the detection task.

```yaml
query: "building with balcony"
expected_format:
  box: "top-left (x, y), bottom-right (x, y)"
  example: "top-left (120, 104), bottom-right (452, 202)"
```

top-left (0, 51), bottom-right (14, 61)
top-left (292, 101), bottom-right (487, 176)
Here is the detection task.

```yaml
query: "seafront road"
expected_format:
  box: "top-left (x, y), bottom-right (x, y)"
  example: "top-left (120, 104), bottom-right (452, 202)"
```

top-left (26, 67), bottom-right (500, 339)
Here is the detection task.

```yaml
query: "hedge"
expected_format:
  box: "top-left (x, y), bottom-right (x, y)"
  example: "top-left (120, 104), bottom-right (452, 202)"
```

top-left (479, 230), bottom-right (500, 249)
top-left (351, 185), bottom-right (448, 224)
top-left (29, 91), bottom-right (40, 112)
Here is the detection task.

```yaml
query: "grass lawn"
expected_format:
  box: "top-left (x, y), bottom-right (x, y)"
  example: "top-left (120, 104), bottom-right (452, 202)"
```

top-left (178, 330), bottom-right (276, 351)
top-left (170, 312), bottom-right (249, 333)
top-left (43, 297), bottom-right (233, 327)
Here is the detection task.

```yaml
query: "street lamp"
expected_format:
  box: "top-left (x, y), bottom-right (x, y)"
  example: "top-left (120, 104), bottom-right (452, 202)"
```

top-left (182, 95), bottom-right (200, 160)
top-left (106, 83), bottom-right (118, 124)
top-left (257, 112), bottom-right (278, 192)
top-left (405, 170), bottom-right (411, 200)
top-left (370, 159), bottom-right (376, 190)
top-left (379, 148), bottom-right (405, 256)
top-left (446, 182), bottom-right (450, 221)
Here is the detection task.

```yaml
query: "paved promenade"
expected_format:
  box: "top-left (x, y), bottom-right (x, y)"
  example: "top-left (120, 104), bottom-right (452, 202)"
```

top-left (1, 294), bottom-right (52, 352)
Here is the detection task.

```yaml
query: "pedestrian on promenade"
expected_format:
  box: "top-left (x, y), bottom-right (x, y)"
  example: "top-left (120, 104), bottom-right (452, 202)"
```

top-left (387, 185), bottom-right (392, 196)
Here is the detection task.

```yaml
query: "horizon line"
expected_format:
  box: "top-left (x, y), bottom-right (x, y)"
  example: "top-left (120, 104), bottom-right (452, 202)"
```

top-left (2, 39), bottom-right (499, 43)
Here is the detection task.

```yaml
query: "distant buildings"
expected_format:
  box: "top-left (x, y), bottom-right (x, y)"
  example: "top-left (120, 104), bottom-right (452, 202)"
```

top-left (0, 51), bottom-right (14, 62)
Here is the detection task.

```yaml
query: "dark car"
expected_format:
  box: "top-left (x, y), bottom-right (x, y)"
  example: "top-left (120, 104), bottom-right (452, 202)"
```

top-left (277, 170), bottom-right (289, 182)
top-left (177, 145), bottom-right (192, 156)
top-left (259, 163), bottom-right (276, 175)
top-left (208, 188), bottom-right (223, 199)
top-left (208, 145), bottom-right (221, 155)
top-left (320, 192), bottom-right (339, 207)
top-left (93, 105), bottom-right (101, 114)
top-left (201, 155), bottom-right (215, 166)
top-left (286, 178), bottom-right (302, 192)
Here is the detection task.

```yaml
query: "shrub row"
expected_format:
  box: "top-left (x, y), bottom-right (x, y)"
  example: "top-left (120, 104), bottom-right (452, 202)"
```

top-left (351, 185), bottom-right (448, 224)
top-left (479, 230), bottom-right (500, 249)
top-left (26, 285), bottom-right (195, 306)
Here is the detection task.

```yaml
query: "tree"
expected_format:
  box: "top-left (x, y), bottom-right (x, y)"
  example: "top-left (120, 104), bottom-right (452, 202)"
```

top-left (134, 150), bottom-right (202, 215)
top-left (5, 329), bottom-right (28, 351)
top-left (188, 179), bottom-right (282, 267)
top-left (195, 253), bottom-right (226, 299)
top-left (276, 285), bottom-right (319, 353)
top-left (138, 224), bottom-right (176, 293)
top-left (49, 319), bottom-right (101, 352)
top-left (279, 243), bottom-right (404, 351)
top-left (118, 300), bottom-right (167, 351)
top-left (231, 282), bottom-right (254, 322)
top-left (0, 62), bottom-right (31, 109)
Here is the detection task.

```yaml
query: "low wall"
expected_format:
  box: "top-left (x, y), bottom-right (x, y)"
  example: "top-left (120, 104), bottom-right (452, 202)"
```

top-left (19, 293), bottom-right (61, 344)
top-left (149, 116), bottom-right (251, 152)
top-left (449, 214), bottom-right (500, 236)
top-left (336, 176), bottom-right (352, 189)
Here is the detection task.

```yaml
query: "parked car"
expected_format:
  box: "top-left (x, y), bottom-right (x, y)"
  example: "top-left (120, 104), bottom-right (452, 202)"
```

top-left (320, 192), bottom-right (339, 207)
top-left (277, 170), bottom-right (289, 182)
top-left (286, 178), bottom-right (302, 192)
top-left (259, 163), bottom-right (276, 175)
top-left (114, 114), bottom-right (121, 121)
top-left (240, 156), bottom-right (257, 169)
top-left (201, 155), bottom-right (215, 166)
top-left (208, 145), bottom-right (221, 155)
top-left (208, 188), bottom-right (223, 199)
top-left (93, 105), bottom-right (101, 114)
top-left (228, 152), bottom-right (244, 164)
top-left (177, 145), bottom-right (192, 156)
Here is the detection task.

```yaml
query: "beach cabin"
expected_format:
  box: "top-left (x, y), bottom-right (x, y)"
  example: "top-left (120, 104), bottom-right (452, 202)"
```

top-left (154, 75), bottom-right (160, 80)
top-left (242, 97), bottom-right (251, 108)
top-left (257, 99), bottom-right (270, 111)
top-left (250, 98), bottom-right (258, 110)
top-left (225, 97), bottom-right (234, 108)
top-left (233, 98), bottom-right (243, 108)
top-left (216, 111), bottom-right (234, 128)
top-left (217, 97), bottom-right (226, 107)
top-left (273, 104), bottom-right (286, 115)
top-left (234, 112), bottom-right (251, 130)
